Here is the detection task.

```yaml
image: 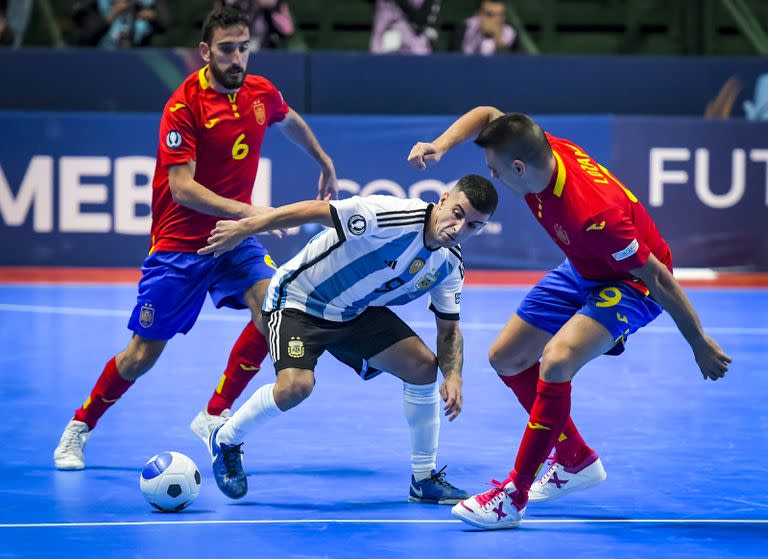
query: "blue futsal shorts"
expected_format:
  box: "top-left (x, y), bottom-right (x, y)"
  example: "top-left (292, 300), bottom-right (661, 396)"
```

top-left (516, 259), bottom-right (663, 356)
top-left (127, 238), bottom-right (277, 340)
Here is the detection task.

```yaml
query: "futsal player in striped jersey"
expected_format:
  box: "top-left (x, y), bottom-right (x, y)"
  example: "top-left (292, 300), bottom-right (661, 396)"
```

top-left (53, 7), bottom-right (337, 470)
top-left (409, 110), bottom-right (731, 529)
top-left (198, 174), bottom-right (498, 503)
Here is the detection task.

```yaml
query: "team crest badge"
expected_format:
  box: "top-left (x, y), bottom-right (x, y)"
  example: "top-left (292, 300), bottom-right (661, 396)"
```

top-left (253, 100), bottom-right (266, 125)
top-left (408, 258), bottom-right (425, 274)
top-left (416, 272), bottom-right (437, 290)
top-left (348, 215), bottom-right (367, 236)
top-left (139, 304), bottom-right (155, 328)
top-left (288, 337), bottom-right (305, 358)
top-left (554, 223), bottom-right (570, 245)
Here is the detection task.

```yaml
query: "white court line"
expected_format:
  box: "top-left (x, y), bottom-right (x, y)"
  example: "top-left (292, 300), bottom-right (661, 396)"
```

top-left (0, 304), bottom-right (765, 335)
top-left (0, 518), bottom-right (766, 529)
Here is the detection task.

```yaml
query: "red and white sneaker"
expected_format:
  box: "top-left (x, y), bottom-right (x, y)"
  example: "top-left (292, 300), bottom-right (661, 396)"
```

top-left (528, 450), bottom-right (606, 503)
top-left (451, 479), bottom-right (526, 530)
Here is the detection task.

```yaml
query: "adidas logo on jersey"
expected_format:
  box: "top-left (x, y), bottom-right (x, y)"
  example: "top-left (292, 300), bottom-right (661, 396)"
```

top-left (384, 260), bottom-right (398, 270)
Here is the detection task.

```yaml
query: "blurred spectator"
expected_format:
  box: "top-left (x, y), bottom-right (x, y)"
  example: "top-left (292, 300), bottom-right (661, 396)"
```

top-left (1, 0), bottom-right (33, 47)
top-left (214, 0), bottom-right (294, 50)
top-left (0, 1), bottom-right (13, 46)
top-left (454, 0), bottom-right (516, 55)
top-left (370, 0), bottom-right (441, 55)
top-left (71, 0), bottom-right (170, 47)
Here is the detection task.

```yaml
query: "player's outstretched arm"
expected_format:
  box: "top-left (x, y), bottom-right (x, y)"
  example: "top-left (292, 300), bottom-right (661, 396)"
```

top-left (277, 109), bottom-right (338, 200)
top-left (631, 254), bottom-right (732, 381)
top-left (168, 161), bottom-right (264, 219)
top-left (198, 200), bottom-right (333, 257)
top-left (435, 316), bottom-right (464, 421)
top-left (407, 106), bottom-right (504, 169)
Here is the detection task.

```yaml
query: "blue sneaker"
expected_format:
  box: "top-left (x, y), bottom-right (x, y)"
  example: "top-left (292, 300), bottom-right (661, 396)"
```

top-left (408, 466), bottom-right (469, 504)
top-left (208, 424), bottom-right (247, 499)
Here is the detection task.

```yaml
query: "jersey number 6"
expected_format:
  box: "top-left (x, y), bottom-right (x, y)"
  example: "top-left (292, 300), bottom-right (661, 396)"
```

top-left (232, 133), bottom-right (249, 160)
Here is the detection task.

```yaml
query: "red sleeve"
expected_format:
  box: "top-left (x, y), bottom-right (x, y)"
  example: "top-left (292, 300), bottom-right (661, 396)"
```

top-left (266, 82), bottom-right (290, 126)
top-left (157, 101), bottom-right (198, 167)
top-left (587, 208), bottom-right (651, 273)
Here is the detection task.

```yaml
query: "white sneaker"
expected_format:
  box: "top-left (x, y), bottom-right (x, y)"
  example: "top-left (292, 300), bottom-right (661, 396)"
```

top-left (190, 408), bottom-right (231, 445)
top-left (54, 420), bottom-right (90, 470)
top-left (528, 451), bottom-right (607, 503)
top-left (451, 479), bottom-right (526, 530)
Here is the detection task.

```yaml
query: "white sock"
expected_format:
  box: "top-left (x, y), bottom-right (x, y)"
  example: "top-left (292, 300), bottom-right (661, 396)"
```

top-left (217, 383), bottom-right (282, 445)
top-left (403, 381), bottom-right (439, 481)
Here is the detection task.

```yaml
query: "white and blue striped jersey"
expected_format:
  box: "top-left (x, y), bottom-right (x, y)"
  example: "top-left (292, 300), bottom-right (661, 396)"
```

top-left (263, 195), bottom-right (464, 322)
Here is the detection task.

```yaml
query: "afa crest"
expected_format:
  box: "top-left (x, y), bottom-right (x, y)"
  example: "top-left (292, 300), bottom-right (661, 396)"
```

top-left (253, 100), bottom-right (266, 125)
top-left (139, 304), bottom-right (155, 328)
top-left (288, 337), bottom-right (305, 358)
top-left (408, 258), bottom-right (425, 274)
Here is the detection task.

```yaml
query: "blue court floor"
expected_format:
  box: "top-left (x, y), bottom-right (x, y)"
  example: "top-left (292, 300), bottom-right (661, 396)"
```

top-left (0, 284), bottom-right (765, 558)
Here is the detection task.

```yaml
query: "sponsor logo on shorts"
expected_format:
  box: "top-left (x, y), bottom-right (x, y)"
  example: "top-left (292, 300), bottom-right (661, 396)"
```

top-left (348, 215), bottom-right (367, 236)
top-left (139, 304), bottom-right (155, 328)
top-left (165, 130), bottom-right (182, 149)
top-left (612, 239), bottom-right (639, 261)
top-left (288, 337), bottom-right (305, 358)
top-left (455, 292), bottom-right (461, 305)
top-left (408, 258), bottom-right (425, 274)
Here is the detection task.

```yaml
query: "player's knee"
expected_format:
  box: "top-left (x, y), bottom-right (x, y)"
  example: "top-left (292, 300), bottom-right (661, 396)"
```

top-left (283, 376), bottom-right (315, 404)
top-left (540, 342), bottom-right (576, 383)
top-left (118, 341), bottom-right (163, 380)
top-left (412, 351), bottom-right (438, 383)
top-left (488, 344), bottom-right (530, 376)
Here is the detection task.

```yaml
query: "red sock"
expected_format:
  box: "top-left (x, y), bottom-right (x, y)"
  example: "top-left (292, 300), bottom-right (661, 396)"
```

top-left (207, 322), bottom-right (269, 415)
top-left (509, 380), bottom-right (572, 495)
top-left (499, 363), bottom-right (590, 467)
top-left (73, 356), bottom-right (134, 430)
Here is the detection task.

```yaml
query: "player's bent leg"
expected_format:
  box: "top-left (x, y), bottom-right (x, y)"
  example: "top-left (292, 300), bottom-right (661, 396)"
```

top-left (55, 335), bottom-right (167, 470)
top-left (526, 314), bottom-right (613, 502)
top-left (195, 279), bottom-right (273, 444)
top-left (209, 369), bottom-right (314, 499)
top-left (368, 338), bottom-right (468, 505)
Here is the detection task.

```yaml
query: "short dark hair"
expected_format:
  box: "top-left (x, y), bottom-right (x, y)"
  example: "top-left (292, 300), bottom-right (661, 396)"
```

top-left (453, 174), bottom-right (498, 216)
top-left (202, 7), bottom-right (250, 45)
top-left (474, 113), bottom-right (552, 169)
top-left (477, 0), bottom-right (505, 9)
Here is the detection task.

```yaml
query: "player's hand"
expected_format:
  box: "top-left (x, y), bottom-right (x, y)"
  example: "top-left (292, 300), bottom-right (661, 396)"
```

top-left (198, 220), bottom-right (248, 257)
top-left (408, 142), bottom-right (444, 170)
top-left (440, 374), bottom-right (463, 421)
top-left (317, 165), bottom-right (338, 201)
top-left (692, 334), bottom-right (732, 381)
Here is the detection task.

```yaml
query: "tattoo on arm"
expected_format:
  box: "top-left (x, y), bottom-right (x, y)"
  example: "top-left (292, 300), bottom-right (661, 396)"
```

top-left (437, 327), bottom-right (463, 379)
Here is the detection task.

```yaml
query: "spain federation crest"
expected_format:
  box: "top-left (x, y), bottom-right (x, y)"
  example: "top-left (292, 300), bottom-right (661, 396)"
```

top-left (139, 304), bottom-right (155, 328)
top-left (253, 100), bottom-right (266, 125)
top-left (288, 337), bottom-right (304, 358)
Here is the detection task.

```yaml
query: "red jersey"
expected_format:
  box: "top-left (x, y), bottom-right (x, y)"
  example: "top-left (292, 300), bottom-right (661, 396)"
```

top-left (524, 134), bottom-right (673, 294)
top-left (150, 66), bottom-right (289, 252)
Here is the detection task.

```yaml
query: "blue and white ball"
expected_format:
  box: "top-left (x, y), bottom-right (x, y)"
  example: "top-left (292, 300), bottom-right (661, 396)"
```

top-left (140, 451), bottom-right (201, 512)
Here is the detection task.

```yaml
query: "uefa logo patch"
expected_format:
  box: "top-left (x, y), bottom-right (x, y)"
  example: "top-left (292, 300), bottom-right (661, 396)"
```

top-left (166, 130), bottom-right (182, 149)
top-left (348, 215), bottom-right (367, 236)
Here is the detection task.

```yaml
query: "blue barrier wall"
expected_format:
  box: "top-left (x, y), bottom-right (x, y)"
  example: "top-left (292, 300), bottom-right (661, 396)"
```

top-left (3, 49), bottom-right (767, 116)
top-left (1, 112), bottom-right (766, 269)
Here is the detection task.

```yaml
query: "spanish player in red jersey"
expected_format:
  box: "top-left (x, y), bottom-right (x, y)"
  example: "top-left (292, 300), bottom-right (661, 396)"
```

top-left (408, 109), bottom-right (732, 529)
top-left (54, 7), bottom-right (338, 470)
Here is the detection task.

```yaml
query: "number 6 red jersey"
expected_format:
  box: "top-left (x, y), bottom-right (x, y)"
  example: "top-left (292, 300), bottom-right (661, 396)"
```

top-left (150, 65), bottom-right (289, 253)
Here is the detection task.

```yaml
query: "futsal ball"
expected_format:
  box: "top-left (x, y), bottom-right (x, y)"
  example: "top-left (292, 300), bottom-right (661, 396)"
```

top-left (140, 451), bottom-right (201, 512)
